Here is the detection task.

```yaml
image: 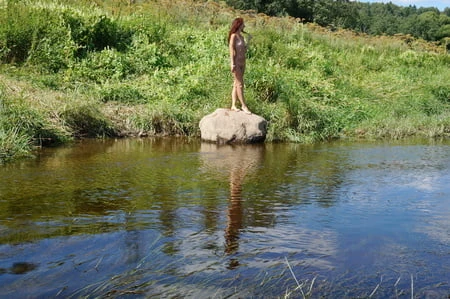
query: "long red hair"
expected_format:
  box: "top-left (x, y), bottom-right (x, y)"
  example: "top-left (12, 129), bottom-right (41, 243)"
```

top-left (228, 18), bottom-right (244, 45)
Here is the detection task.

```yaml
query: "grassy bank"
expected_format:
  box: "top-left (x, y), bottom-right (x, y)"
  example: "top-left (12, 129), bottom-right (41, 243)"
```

top-left (1, 0), bottom-right (450, 163)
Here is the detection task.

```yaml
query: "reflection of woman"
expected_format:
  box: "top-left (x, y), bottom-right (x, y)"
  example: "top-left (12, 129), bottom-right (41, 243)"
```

top-left (200, 143), bottom-right (265, 269)
top-left (224, 165), bottom-right (244, 257)
top-left (228, 18), bottom-right (252, 114)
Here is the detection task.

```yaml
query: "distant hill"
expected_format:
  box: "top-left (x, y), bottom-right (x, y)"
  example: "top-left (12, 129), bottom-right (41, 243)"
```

top-left (224, 0), bottom-right (450, 42)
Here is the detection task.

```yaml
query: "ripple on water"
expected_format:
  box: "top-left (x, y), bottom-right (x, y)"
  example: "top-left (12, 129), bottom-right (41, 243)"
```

top-left (1, 139), bottom-right (450, 297)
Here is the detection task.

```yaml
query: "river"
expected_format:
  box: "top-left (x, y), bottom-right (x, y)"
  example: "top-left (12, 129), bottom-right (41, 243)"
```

top-left (0, 138), bottom-right (449, 297)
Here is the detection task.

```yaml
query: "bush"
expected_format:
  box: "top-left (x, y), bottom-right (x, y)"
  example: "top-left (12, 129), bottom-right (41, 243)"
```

top-left (0, 1), bottom-right (133, 69)
top-left (125, 33), bottom-right (169, 73)
top-left (1, 1), bottom-right (37, 63)
top-left (99, 83), bottom-right (146, 104)
top-left (68, 48), bottom-right (129, 83)
top-left (70, 14), bottom-right (133, 58)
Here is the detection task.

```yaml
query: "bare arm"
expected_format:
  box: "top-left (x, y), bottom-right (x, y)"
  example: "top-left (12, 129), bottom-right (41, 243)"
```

top-left (229, 34), bottom-right (236, 72)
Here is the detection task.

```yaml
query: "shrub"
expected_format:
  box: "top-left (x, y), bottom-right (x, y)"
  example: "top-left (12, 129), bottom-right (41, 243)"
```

top-left (0, 1), bottom-right (133, 67)
top-left (68, 48), bottom-right (129, 83)
top-left (1, 1), bottom-right (37, 63)
top-left (124, 33), bottom-right (169, 73)
top-left (71, 14), bottom-right (133, 58)
top-left (26, 26), bottom-right (77, 73)
top-left (99, 83), bottom-right (146, 104)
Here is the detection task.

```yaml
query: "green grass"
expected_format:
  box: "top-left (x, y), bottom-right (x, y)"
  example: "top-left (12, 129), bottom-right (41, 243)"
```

top-left (1, 0), bottom-right (450, 163)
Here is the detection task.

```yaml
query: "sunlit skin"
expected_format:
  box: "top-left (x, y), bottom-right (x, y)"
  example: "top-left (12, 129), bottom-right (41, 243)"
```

top-left (228, 18), bottom-right (252, 114)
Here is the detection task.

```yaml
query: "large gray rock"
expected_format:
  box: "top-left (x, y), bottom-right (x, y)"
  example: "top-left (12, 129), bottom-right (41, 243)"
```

top-left (199, 108), bottom-right (267, 144)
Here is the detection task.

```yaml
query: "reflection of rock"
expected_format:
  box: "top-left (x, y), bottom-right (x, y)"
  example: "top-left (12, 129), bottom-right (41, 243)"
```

top-left (0, 262), bottom-right (38, 275)
top-left (200, 143), bottom-right (264, 177)
top-left (199, 108), bottom-right (267, 144)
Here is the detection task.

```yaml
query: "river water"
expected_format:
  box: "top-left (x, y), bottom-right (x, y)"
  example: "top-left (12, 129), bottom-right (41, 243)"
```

top-left (0, 138), bottom-right (449, 298)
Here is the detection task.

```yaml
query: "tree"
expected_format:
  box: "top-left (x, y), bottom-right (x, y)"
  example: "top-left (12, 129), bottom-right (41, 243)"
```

top-left (414, 11), bottom-right (441, 40)
top-left (222, 0), bottom-right (450, 41)
top-left (444, 7), bottom-right (450, 17)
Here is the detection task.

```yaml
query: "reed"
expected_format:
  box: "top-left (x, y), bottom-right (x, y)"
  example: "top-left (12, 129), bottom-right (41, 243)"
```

top-left (283, 258), bottom-right (419, 299)
top-left (284, 257), bottom-right (316, 299)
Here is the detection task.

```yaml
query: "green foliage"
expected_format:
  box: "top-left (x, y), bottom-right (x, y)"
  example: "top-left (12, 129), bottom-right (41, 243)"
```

top-left (0, 126), bottom-right (32, 164)
top-left (69, 47), bottom-right (129, 83)
top-left (1, 1), bottom-right (36, 63)
top-left (99, 82), bottom-right (146, 104)
top-left (225, 0), bottom-right (450, 42)
top-left (0, 93), bottom-right (33, 163)
top-left (1, 0), bottom-right (450, 163)
top-left (130, 103), bottom-right (199, 136)
top-left (0, 0), bottom-right (133, 69)
top-left (431, 85), bottom-right (450, 103)
top-left (0, 90), bottom-right (66, 163)
top-left (0, 94), bottom-right (64, 144)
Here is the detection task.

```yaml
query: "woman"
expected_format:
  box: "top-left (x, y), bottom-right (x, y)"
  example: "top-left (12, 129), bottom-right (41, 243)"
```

top-left (228, 18), bottom-right (252, 114)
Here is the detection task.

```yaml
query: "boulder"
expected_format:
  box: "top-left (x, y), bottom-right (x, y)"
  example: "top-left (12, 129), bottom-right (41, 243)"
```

top-left (199, 108), bottom-right (267, 144)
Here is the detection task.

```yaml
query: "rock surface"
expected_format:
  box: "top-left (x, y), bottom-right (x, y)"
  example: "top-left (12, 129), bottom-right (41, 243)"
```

top-left (199, 108), bottom-right (267, 144)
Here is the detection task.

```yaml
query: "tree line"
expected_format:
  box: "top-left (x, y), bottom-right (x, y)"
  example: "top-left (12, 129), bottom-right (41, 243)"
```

top-left (224, 0), bottom-right (450, 42)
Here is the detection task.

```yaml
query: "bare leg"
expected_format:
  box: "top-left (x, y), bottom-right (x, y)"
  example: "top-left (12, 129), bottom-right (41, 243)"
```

top-left (232, 68), bottom-right (251, 114)
top-left (231, 84), bottom-right (239, 111)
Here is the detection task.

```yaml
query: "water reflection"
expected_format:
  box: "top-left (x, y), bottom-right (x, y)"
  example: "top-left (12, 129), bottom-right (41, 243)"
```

top-left (0, 262), bottom-right (37, 275)
top-left (1, 139), bottom-right (450, 297)
top-left (200, 143), bottom-right (264, 269)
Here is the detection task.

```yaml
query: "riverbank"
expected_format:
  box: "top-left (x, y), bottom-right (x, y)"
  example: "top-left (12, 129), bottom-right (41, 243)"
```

top-left (1, 0), bottom-right (450, 163)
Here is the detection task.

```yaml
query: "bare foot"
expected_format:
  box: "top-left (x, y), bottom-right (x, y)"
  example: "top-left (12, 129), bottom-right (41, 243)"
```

top-left (242, 107), bottom-right (252, 115)
top-left (231, 107), bottom-right (241, 112)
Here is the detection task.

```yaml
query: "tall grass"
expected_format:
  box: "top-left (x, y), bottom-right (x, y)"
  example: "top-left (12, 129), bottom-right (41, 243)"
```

top-left (1, 0), bottom-right (450, 162)
top-left (0, 74), bottom-right (114, 164)
top-left (0, 87), bottom-right (34, 163)
top-left (0, 126), bottom-right (32, 164)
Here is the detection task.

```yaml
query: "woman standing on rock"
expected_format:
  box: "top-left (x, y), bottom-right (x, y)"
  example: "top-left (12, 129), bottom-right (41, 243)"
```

top-left (228, 17), bottom-right (252, 114)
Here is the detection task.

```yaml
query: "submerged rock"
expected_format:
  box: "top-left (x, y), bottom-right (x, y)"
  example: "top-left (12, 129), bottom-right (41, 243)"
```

top-left (199, 108), bottom-right (267, 144)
